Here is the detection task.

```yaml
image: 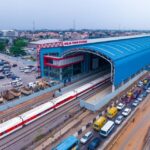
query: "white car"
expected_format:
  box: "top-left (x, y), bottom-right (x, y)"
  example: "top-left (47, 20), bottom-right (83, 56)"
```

top-left (137, 94), bottom-right (144, 102)
top-left (146, 89), bottom-right (150, 93)
top-left (12, 81), bottom-right (23, 87)
top-left (80, 131), bottom-right (93, 144)
top-left (117, 103), bottom-right (125, 110)
top-left (122, 108), bottom-right (132, 117)
top-left (132, 100), bottom-right (139, 107)
top-left (24, 69), bottom-right (31, 73)
top-left (115, 115), bottom-right (124, 125)
top-left (28, 82), bottom-right (36, 88)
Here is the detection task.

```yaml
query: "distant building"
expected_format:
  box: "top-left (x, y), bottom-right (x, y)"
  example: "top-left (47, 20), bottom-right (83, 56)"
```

top-left (0, 30), bottom-right (18, 37)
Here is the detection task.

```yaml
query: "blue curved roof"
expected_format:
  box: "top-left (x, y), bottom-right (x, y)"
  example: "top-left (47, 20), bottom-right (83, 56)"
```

top-left (62, 36), bottom-right (150, 87)
top-left (79, 36), bottom-right (150, 61)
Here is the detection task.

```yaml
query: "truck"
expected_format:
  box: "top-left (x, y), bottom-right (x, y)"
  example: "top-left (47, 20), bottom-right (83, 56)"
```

top-left (2, 90), bottom-right (15, 101)
top-left (21, 86), bottom-right (32, 95)
top-left (107, 107), bottom-right (118, 119)
top-left (9, 89), bottom-right (21, 97)
top-left (93, 116), bottom-right (107, 131)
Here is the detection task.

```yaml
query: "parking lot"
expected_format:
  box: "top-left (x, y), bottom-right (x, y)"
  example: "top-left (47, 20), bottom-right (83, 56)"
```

top-left (78, 76), bottom-right (150, 150)
top-left (0, 58), bottom-right (37, 93)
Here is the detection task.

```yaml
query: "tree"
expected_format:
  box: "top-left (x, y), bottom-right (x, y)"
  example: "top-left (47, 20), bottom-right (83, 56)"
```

top-left (10, 46), bottom-right (26, 56)
top-left (0, 42), bottom-right (6, 52)
top-left (10, 38), bottom-right (28, 56)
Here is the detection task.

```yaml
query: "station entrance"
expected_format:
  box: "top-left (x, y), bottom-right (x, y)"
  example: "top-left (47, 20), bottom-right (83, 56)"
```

top-left (43, 48), bottom-right (113, 86)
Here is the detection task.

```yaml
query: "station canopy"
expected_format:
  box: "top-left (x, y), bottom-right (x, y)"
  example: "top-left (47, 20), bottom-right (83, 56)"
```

top-left (63, 36), bottom-right (150, 87)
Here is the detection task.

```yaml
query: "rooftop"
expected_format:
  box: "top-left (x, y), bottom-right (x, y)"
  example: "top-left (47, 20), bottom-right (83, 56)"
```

top-left (30, 34), bottom-right (150, 46)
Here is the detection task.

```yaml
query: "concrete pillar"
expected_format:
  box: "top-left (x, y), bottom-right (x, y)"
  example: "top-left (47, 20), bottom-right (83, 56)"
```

top-left (60, 68), bottom-right (63, 81)
top-left (112, 84), bottom-right (115, 92)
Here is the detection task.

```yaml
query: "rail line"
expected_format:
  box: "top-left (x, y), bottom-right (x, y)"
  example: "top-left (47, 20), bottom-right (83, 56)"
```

top-left (0, 75), bottom-right (111, 149)
top-left (0, 100), bottom-right (82, 150)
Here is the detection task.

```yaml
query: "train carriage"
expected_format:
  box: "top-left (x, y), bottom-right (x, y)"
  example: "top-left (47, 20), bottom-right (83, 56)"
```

top-left (52, 91), bottom-right (76, 108)
top-left (20, 102), bottom-right (54, 125)
top-left (0, 73), bottom-right (111, 139)
top-left (0, 117), bottom-right (23, 139)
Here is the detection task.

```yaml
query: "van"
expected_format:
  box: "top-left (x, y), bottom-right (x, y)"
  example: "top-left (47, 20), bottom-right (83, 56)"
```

top-left (100, 120), bottom-right (115, 137)
top-left (93, 116), bottom-right (107, 131)
top-left (107, 107), bottom-right (118, 119)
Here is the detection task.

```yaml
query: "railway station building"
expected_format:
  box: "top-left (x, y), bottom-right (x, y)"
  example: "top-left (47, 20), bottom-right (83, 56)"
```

top-left (33, 35), bottom-right (150, 91)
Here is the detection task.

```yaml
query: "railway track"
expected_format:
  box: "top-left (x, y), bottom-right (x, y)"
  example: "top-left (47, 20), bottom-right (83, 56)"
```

top-left (0, 71), bottom-right (109, 122)
top-left (0, 78), bottom-right (111, 150)
top-left (0, 100), bottom-right (82, 150)
top-left (0, 95), bottom-right (54, 122)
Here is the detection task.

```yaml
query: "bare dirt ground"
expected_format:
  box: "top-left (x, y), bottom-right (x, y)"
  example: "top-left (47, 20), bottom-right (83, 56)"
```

top-left (109, 94), bottom-right (150, 150)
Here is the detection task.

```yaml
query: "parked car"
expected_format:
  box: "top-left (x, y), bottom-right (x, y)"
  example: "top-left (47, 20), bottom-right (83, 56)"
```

top-left (143, 91), bottom-right (147, 97)
top-left (88, 137), bottom-right (101, 150)
top-left (137, 94), bottom-right (144, 102)
top-left (122, 108), bottom-right (132, 117)
top-left (24, 69), bottom-right (31, 73)
top-left (115, 115), bottom-right (124, 125)
top-left (19, 67), bottom-right (24, 72)
top-left (116, 103), bottom-right (125, 110)
top-left (132, 100), bottom-right (140, 107)
top-left (146, 89), bottom-right (150, 93)
top-left (11, 75), bottom-right (19, 80)
top-left (36, 75), bottom-right (41, 79)
top-left (12, 81), bottom-right (23, 87)
top-left (80, 131), bottom-right (93, 144)
top-left (28, 82), bottom-right (36, 88)
top-left (12, 64), bottom-right (17, 67)
top-left (0, 76), bottom-right (5, 79)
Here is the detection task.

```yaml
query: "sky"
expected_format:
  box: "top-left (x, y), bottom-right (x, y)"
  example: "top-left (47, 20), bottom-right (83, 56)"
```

top-left (0, 0), bottom-right (150, 30)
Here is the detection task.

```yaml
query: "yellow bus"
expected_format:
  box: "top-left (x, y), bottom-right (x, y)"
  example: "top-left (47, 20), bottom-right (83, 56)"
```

top-left (93, 116), bottom-right (107, 131)
top-left (107, 107), bottom-right (118, 119)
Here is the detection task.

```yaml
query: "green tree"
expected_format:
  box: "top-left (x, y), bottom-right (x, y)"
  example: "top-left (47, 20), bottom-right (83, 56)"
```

top-left (10, 38), bottom-right (28, 56)
top-left (10, 46), bottom-right (26, 56)
top-left (0, 42), bottom-right (6, 52)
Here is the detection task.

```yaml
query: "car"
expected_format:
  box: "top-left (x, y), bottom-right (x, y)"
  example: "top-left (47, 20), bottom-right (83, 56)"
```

top-left (115, 115), bottom-right (124, 125)
top-left (116, 102), bottom-right (125, 110)
top-left (0, 76), bottom-right (5, 79)
top-left (80, 131), bottom-right (93, 144)
top-left (12, 64), bottom-right (17, 67)
top-left (88, 137), bottom-right (100, 150)
top-left (132, 100), bottom-right (139, 107)
top-left (19, 67), bottom-right (24, 72)
top-left (3, 67), bottom-right (10, 71)
top-left (28, 65), bottom-right (34, 68)
top-left (24, 69), bottom-right (31, 73)
top-left (143, 91), bottom-right (147, 97)
top-left (138, 80), bottom-right (143, 85)
top-left (137, 81), bottom-right (143, 87)
top-left (137, 94), bottom-right (144, 102)
top-left (122, 108), bottom-right (132, 117)
top-left (11, 75), bottom-right (19, 80)
top-left (36, 75), bottom-right (41, 79)
top-left (146, 89), bottom-right (150, 93)
top-left (24, 66), bottom-right (30, 70)
top-left (28, 82), bottom-right (36, 88)
top-left (12, 81), bottom-right (23, 87)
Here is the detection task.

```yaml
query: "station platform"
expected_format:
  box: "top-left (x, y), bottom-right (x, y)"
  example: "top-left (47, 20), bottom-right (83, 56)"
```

top-left (80, 71), bottom-right (148, 112)
top-left (85, 86), bottom-right (112, 104)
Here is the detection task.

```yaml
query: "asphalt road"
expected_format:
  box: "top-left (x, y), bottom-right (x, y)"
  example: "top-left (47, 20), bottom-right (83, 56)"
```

top-left (79, 83), bottom-right (150, 150)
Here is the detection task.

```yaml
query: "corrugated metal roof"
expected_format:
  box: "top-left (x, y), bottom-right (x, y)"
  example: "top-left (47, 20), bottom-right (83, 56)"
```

top-left (78, 36), bottom-right (150, 61)
top-left (62, 35), bottom-right (150, 87)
